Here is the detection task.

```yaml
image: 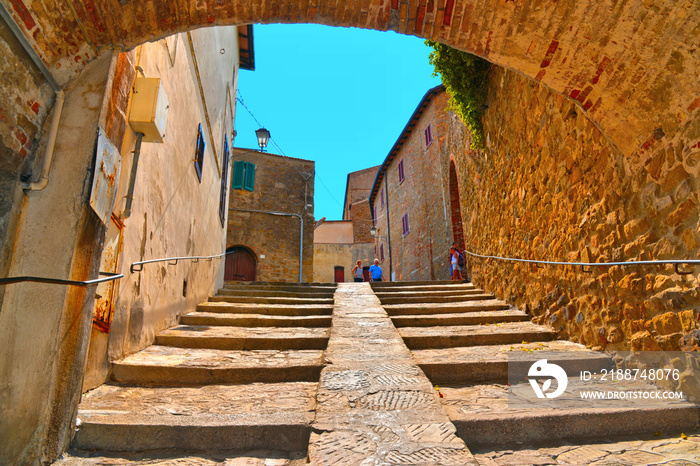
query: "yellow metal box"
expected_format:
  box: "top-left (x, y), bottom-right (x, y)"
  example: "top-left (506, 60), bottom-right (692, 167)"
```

top-left (128, 77), bottom-right (169, 143)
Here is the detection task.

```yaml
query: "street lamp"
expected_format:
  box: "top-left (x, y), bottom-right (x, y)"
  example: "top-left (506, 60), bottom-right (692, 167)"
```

top-left (256, 128), bottom-right (270, 151)
top-left (370, 226), bottom-right (377, 237)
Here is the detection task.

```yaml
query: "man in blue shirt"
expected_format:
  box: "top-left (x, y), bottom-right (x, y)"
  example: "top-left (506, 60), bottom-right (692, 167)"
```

top-left (369, 259), bottom-right (383, 282)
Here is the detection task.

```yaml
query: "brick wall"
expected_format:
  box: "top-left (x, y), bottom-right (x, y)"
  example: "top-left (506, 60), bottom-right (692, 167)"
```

top-left (452, 66), bottom-right (700, 352)
top-left (226, 149), bottom-right (315, 282)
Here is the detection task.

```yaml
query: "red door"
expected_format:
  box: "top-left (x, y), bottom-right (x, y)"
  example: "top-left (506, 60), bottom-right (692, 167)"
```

top-left (334, 266), bottom-right (345, 283)
top-left (362, 267), bottom-right (370, 282)
top-left (224, 247), bottom-right (256, 281)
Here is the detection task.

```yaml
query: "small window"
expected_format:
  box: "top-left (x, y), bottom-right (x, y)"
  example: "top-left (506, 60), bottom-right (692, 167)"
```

top-left (380, 189), bottom-right (385, 209)
top-left (194, 124), bottom-right (205, 182)
top-left (424, 124), bottom-right (433, 147)
top-left (232, 161), bottom-right (256, 191)
top-left (398, 159), bottom-right (405, 183)
top-left (402, 213), bottom-right (409, 236)
top-left (219, 136), bottom-right (230, 226)
top-left (374, 205), bottom-right (377, 221)
top-left (380, 243), bottom-right (385, 261)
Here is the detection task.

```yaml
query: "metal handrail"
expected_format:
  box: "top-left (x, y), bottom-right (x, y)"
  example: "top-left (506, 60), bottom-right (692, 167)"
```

top-left (130, 251), bottom-right (228, 273)
top-left (0, 272), bottom-right (123, 287)
top-left (462, 250), bottom-right (700, 275)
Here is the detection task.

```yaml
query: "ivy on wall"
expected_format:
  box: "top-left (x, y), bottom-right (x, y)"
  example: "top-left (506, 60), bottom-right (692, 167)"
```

top-left (426, 40), bottom-right (491, 149)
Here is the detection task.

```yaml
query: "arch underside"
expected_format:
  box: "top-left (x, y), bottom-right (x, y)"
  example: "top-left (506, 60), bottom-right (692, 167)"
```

top-left (3, 0), bottom-right (699, 161)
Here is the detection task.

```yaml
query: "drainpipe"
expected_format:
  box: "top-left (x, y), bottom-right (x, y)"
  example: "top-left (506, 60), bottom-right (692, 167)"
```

top-left (230, 208), bottom-right (304, 282)
top-left (384, 181), bottom-right (393, 281)
top-left (0, 2), bottom-right (67, 192)
top-left (121, 132), bottom-right (144, 218)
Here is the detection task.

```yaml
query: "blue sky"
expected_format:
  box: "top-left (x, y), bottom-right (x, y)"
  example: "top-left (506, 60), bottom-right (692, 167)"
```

top-left (233, 24), bottom-right (441, 221)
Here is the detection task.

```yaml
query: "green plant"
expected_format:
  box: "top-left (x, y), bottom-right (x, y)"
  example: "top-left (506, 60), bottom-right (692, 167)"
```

top-left (426, 40), bottom-right (490, 149)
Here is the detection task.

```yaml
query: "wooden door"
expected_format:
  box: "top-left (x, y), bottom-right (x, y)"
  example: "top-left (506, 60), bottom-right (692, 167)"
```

top-left (225, 247), bottom-right (256, 281)
top-left (334, 266), bottom-right (345, 283)
top-left (362, 267), bottom-right (370, 282)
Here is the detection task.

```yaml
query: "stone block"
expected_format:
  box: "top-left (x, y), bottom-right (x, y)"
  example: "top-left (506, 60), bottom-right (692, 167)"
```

top-left (623, 218), bottom-right (650, 239)
top-left (660, 164), bottom-right (690, 193)
top-left (651, 312), bottom-right (683, 335)
top-left (666, 198), bottom-right (696, 227)
top-left (679, 310), bottom-right (698, 332)
top-left (679, 329), bottom-right (700, 351)
top-left (629, 331), bottom-right (662, 351)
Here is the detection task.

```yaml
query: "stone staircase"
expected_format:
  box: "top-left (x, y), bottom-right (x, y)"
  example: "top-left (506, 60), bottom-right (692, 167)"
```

top-left (63, 280), bottom-right (700, 464)
top-left (71, 281), bottom-right (336, 454)
top-left (372, 280), bottom-right (700, 447)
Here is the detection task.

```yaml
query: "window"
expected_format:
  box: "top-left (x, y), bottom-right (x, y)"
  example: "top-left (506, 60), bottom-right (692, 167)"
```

top-left (380, 189), bottom-right (385, 209)
top-left (402, 213), bottom-right (409, 236)
top-left (398, 159), bottom-right (405, 183)
top-left (194, 123), bottom-right (205, 182)
top-left (374, 205), bottom-right (377, 221)
top-left (424, 124), bottom-right (433, 147)
top-left (380, 243), bottom-right (384, 261)
top-left (218, 136), bottom-right (230, 226)
top-left (232, 161), bottom-right (256, 191)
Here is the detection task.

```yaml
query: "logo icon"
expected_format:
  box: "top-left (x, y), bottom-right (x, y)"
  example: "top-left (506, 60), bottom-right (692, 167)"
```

top-left (527, 359), bottom-right (568, 399)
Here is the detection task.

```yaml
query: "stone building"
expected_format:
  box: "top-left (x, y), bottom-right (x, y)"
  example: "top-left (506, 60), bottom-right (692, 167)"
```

top-left (369, 85), bottom-right (457, 282)
top-left (225, 148), bottom-right (315, 283)
top-left (0, 25), bottom-right (250, 463)
top-left (313, 166), bottom-right (378, 282)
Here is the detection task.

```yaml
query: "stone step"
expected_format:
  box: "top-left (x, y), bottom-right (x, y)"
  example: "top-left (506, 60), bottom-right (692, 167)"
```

top-left (155, 325), bottom-right (330, 350)
top-left (216, 288), bottom-right (335, 298)
top-left (384, 299), bottom-right (510, 316)
top-left (378, 293), bottom-right (496, 305)
top-left (412, 341), bottom-right (612, 383)
top-left (111, 346), bottom-right (325, 386)
top-left (391, 310), bottom-right (530, 328)
top-left (371, 280), bottom-right (469, 287)
top-left (371, 282), bottom-right (475, 292)
top-left (196, 302), bottom-right (333, 316)
top-left (398, 322), bottom-right (556, 349)
top-left (182, 311), bottom-right (332, 328)
top-left (374, 288), bottom-right (486, 298)
top-left (441, 380), bottom-right (700, 447)
top-left (73, 382), bottom-right (316, 452)
top-left (210, 295), bottom-right (335, 305)
top-left (223, 283), bottom-right (337, 293)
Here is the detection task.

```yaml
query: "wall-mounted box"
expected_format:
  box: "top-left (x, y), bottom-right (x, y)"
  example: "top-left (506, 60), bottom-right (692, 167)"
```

top-left (129, 77), bottom-right (169, 143)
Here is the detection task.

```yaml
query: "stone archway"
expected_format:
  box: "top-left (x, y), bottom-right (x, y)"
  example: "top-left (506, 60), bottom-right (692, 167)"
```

top-left (224, 246), bottom-right (257, 282)
top-left (3, 0), bottom-right (699, 167)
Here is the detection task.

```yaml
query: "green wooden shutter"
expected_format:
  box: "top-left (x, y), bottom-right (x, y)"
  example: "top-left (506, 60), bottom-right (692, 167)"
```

top-left (232, 161), bottom-right (245, 189)
top-left (244, 162), bottom-right (255, 191)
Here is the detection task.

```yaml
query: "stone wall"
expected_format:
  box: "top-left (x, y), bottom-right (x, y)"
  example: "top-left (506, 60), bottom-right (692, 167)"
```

top-left (226, 149), bottom-right (315, 283)
top-left (451, 66), bottom-right (700, 351)
top-left (313, 242), bottom-right (375, 283)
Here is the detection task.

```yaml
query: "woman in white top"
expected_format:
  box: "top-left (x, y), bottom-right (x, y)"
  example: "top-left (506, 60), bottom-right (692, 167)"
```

top-left (351, 260), bottom-right (363, 282)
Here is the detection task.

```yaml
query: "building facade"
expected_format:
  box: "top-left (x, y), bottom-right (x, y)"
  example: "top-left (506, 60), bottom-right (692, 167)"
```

top-left (225, 148), bottom-right (315, 283)
top-left (369, 85), bottom-right (458, 282)
top-left (0, 26), bottom-right (250, 464)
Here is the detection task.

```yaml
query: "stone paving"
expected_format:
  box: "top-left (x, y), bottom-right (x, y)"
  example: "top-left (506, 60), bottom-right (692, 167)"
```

top-left (58, 281), bottom-right (700, 465)
top-left (307, 282), bottom-right (477, 465)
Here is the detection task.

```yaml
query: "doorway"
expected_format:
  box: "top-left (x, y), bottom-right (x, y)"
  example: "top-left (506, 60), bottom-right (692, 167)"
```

top-left (334, 266), bottom-right (345, 283)
top-left (224, 246), bottom-right (257, 281)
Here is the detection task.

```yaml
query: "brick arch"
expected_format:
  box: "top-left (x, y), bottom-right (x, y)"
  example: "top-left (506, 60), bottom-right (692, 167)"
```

top-left (5, 0), bottom-right (699, 158)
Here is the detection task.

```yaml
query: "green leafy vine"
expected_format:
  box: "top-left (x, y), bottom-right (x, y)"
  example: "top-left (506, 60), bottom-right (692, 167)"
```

top-left (426, 40), bottom-right (490, 149)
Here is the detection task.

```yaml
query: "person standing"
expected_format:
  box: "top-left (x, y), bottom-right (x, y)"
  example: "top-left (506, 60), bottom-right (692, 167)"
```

top-left (369, 259), bottom-right (383, 282)
top-left (351, 260), bottom-right (364, 282)
top-left (449, 246), bottom-right (463, 281)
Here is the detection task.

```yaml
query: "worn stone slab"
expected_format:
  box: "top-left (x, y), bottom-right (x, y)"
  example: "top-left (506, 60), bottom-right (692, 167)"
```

top-left (413, 341), bottom-right (612, 383)
top-left (216, 288), bottom-right (335, 298)
top-left (371, 282), bottom-right (475, 292)
top-left (378, 293), bottom-right (497, 305)
top-left (73, 383), bottom-right (317, 451)
top-left (155, 325), bottom-right (329, 350)
top-left (56, 449), bottom-right (308, 465)
top-left (398, 321), bottom-right (556, 349)
top-left (392, 310), bottom-right (530, 327)
top-left (471, 432), bottom-right (700, 466)
top-left (222, 283), bottom-right (336, 293)
top-left (112, 346), bottom-right (325, 385)
top-left (440, 380), bottom-right (700, 446)
top-left (181, 311), bottom-right (332, 328)
top-left (308, 283), bottom-right (477, 465)
top-left (384, 299), bottom-right (511, 316)
top-left (196, 302), bottom-right (333, 316)
top-left (374, 288), bottom-right (485, 298)
top-left (209, 295), bottom-right (335, 305)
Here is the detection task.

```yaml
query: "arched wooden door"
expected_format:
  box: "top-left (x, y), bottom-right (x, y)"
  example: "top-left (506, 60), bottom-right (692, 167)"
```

top-left (224, 247), bottom-right (257, 282)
